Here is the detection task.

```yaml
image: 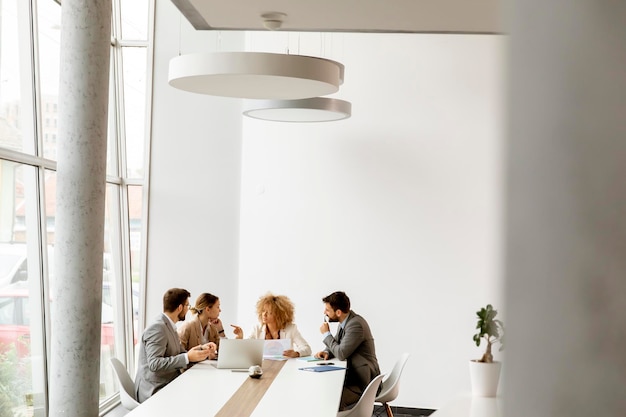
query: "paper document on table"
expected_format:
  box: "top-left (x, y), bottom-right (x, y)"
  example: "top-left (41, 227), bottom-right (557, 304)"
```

top-left (263, 338), bottom-right (291, 359)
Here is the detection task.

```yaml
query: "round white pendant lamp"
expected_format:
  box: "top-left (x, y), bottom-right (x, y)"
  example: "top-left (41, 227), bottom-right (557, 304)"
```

top-left (168, 52), bottom-right (345, 99)
top-left (243, 97), bottom-right (352, 122)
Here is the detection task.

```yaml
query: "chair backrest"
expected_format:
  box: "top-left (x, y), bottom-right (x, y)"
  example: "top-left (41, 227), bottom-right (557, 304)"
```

top-left (110, 357), bottom-right (140, 410)
top-left (339, 374), bottom-right (385, 417)
top-left (376, 352), bottom-right (411, 404)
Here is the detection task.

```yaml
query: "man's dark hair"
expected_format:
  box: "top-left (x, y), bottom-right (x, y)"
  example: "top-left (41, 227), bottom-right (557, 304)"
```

top-left (322, 291), bottom-right (351, 313)
top-left (163, 288), bottom-right (190, 313)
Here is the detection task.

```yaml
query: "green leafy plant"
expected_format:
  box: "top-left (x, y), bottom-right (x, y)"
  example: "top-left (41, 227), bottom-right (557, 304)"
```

top-left (0, 344), bottom-right (32, 417)
top-left (473, 304), bottom-right (504, 363)
top-left (0, 346), bottom-right (22, 417)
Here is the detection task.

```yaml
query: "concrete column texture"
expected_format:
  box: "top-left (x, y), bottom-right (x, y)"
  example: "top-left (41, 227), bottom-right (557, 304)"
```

top-left (50, 0), bottom-right (112, 416)
top-left (504, 1), bottom-right (626, 416)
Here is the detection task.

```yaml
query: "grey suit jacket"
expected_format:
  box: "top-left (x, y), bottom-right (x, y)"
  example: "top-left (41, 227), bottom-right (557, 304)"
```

top-left (135, 314), bottom-right (188, 403)
top-left (323, 310), bottom-right (381, 394)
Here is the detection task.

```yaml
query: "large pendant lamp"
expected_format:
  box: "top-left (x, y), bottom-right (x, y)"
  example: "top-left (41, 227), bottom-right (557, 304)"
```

top-left (168, 52), bottom-right (345, 99)
top-left (243, 97), bottom-right (351, 122)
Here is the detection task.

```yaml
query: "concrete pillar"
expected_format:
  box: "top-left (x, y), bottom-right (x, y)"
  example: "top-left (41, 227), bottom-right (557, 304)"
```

top-left (50, 0), bottom-right (111, 415)
top-left (504, 1), bottom-right (626, 416)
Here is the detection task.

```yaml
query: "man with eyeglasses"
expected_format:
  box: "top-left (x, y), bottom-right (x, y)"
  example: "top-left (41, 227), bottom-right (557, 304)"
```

top-left (135, 288), bottom-right (214, 403)
top-left (314, 291), bottom-right (381, 411)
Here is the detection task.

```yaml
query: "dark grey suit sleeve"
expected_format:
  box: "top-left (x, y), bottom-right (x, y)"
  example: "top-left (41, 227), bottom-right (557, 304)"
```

top-left (323, 312), bottom-right (380, 398)
top-left (323, 318), bottom-right (365, 361)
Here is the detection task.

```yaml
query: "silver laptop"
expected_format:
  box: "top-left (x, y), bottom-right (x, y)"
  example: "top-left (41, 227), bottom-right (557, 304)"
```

top-left (216, 339), bottom-right (265, 370)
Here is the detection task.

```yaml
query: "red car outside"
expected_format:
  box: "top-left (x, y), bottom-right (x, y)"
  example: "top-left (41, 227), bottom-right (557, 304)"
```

top-left (0, 281), bottom-right (116, 357)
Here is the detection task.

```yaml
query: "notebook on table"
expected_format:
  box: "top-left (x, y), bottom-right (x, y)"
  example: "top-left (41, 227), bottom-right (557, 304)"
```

top-left (299, 365), bottom-right (345, 372)
top-left (215, 338), bottom-right (265, 370)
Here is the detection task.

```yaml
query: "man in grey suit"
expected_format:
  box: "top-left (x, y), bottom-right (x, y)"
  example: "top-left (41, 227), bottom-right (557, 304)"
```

top-left (315, 291), bottom-right (381, 410)
top-left (135, 288), bottom-right (214, 403)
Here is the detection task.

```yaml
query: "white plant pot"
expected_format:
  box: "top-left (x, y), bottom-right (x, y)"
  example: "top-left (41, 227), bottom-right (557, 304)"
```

top-left (469, 360), bottom-right (502, 397)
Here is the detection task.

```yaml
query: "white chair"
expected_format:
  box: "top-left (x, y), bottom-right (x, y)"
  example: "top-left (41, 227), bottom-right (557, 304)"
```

top-left (375, 352), bottom-right (411, 417)
top-left (337, 374), bottom-right (385, 417)
top-left (110, 357), bottom-right (140, 410)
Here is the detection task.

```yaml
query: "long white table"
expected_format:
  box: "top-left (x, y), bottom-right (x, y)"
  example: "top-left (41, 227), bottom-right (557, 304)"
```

top-left (126, 358), bottom-right (347, 417)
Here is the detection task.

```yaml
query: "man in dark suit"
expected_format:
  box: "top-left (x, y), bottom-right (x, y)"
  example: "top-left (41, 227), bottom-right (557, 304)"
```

top-left (315, 291), bottom-right (381, 410)
top-left (135, 288), bottom-right (213, 403)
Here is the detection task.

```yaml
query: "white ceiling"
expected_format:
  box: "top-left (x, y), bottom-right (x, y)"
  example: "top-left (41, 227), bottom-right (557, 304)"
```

top-left (171, 0), bottom-right (502, 34)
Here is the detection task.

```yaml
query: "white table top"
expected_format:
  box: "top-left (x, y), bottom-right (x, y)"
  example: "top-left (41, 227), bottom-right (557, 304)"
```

top-left (126, 358), bottom-right (347, 417)
top-left (430, 395), bottom-right (503, 417)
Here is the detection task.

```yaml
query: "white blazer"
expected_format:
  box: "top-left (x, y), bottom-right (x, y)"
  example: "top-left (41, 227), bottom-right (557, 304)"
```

top-left (249, 322), bottom-right (312, 357)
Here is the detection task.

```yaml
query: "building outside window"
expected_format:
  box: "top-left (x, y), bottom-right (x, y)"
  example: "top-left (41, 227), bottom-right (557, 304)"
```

top-left (0, 0), bottom-right (152, 414)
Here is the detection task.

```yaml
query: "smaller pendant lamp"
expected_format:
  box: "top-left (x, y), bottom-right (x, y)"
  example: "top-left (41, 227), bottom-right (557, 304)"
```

top-left (243, 97), bottom-right (352, 122)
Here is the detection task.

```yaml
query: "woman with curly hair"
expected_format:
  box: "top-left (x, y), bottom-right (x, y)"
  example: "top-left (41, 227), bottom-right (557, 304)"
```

top-left (248, 293), bottom-right (311, 358)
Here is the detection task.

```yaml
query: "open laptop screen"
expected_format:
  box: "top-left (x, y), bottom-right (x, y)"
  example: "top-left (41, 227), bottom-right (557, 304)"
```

top-left (216, 339), bottom-right (264, 369)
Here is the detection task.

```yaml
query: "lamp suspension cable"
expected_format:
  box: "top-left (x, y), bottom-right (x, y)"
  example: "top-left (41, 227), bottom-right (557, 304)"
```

top-left (178, 14), bottom-right (182, 56)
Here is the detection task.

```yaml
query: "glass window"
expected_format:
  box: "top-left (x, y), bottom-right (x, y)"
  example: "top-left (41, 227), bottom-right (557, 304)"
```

top-left (0, 0), bottom-right (35, 155)
top-left (101, 184), bottom-right (125, 401)
top-left (122, 47), bottom-right (147, 179)
top-left (107, 49), bottom-right (120, 177)
top-left (0, 295), bottom-right (17, 324)
top-left (128, 185), bottom-right (143, 346)
top-left (120, 0), bottom-right (150, 41)
top-left (44, 170), bottom-right (57, 248)
top-left (0, 160), bottom-right (47, 416)
top-left (1, 0), bottom-right (152, 412)
top-left (37, 0), bottom-right (61, 161)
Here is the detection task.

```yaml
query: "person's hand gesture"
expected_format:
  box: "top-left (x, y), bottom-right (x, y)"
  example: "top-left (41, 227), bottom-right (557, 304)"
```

top-left (283, 349), bottom-right (299, 358)
top-left (320, 322), bottom-right (330, 334)
top-left (212, 318), bottom-right (225, 335)
top-left (188, 344), bottom-right (211, 362)
top-left (201, 342), bottom-right (218, 359)
top-left (231, 324), bottom-right (243, 339)
top-left (314, 351), bottom-right (329, 360)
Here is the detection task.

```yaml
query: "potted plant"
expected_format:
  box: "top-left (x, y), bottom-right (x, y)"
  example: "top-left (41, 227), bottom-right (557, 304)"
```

top-left (469, 304), bottom-right (504, 397)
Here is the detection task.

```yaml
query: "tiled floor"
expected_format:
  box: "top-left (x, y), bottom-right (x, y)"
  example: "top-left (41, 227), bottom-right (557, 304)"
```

top-left (387, 413), bottom-right (425, 417)
top-left (372, 405), bottom-right (435, 417)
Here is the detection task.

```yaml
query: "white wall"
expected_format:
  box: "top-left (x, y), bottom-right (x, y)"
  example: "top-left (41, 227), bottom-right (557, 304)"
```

top-left (146, 0), bottom-right (244, 324)
top-left (150, 1), bottom-right (505, 409)
top-left (236, 33), bottom-right (505, 409)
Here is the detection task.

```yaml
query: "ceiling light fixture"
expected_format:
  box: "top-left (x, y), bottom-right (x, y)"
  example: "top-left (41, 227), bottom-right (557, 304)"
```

top-left (168, 52), bottom-right (345, 99)
top-left (261, 12), bottom-right (286, 31)
top-left (243, 97), bottom-right (352, 122)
